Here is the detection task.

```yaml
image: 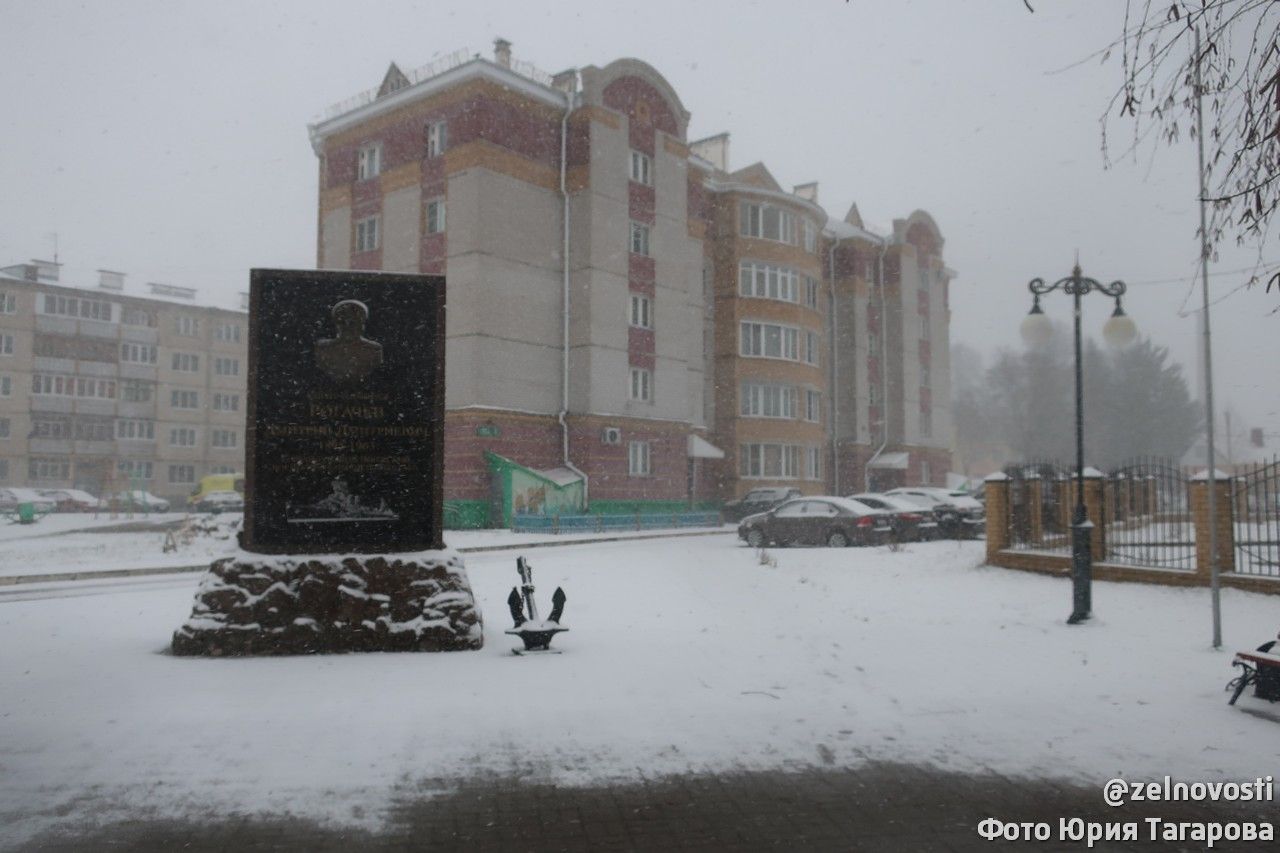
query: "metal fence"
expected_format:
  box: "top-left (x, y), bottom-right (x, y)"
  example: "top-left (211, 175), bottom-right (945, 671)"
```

top-left (1233, 457), bottom-right (1280, 577)
top-left (1102, 457), bottom-right (1194, 570)
top-left (1003, 459), bottom-right (1070, 552)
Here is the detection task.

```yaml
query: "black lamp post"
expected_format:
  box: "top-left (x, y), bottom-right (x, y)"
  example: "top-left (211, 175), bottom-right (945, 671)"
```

top-left (1021, 264), bottom-right (1136, 624)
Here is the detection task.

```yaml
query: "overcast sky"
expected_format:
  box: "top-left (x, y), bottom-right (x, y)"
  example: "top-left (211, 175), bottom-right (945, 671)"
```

top-left (2, 0), bottom-right (1274, 456)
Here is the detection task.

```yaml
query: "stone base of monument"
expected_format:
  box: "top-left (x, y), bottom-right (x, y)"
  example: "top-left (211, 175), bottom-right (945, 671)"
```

top-left (171, 549), bottom-right (483, 656)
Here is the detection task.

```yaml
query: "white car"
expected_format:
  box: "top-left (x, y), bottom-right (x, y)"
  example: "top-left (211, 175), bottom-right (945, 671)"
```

top-left (37, 488), bottom-right (100, 512)
top-left (886, 487), bottom-right (985, 538)
top-left (98, 491), bottom-right (172, 513)
top-left (0, 488), bottom-right (58, 514)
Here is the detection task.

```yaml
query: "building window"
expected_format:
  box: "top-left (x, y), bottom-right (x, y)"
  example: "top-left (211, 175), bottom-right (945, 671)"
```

top-left (122, 380), bottom-right (154, 403)
top-left (739, 443), bottom-right (802, 479)
top-left (869, 383), bottom-right (880, 406)
top-left (629, 221), bottom-right (650, 256)
top-left (1, 376), bottom-right (11, 396)
top-left (215, 323), bottom-right (241, 342)
top-left (425, 121), bottom-right (448, 157)
top-left (356, 216), bottom-right (380, 252)
top-left (42, 294), bottom-right (113, 321)
top-left (212, 429), bottom-right (237, 449)
top-left (174, 315), bottom-right (200, 337)
top-left (210, 465), bottom-right (237, 475)
top-left (29, 457), bottom-right (71, 481)
top-left (803, 219), bottom-right (817, 253)
top-left (120, 342), bottom-right (157, 364)
top-left (357, 143), bottom-right (382, 180)
top-left (171, 389), bottom-right (199, 409)
top-left (628, 440), bottom-right (651, 476)
top-left (118, 460), bottom-right (153, 481)
top-left (738, 261), bottom-right (799, 303)
top-left (629, 367), bottom-right (652, 402)
top-left (31, 374), bottom-right (115, 398)
top-left (117, 419), bottom-right (155, 441)
top-left (214, 356), bottom-right (239, 376)
top-left (168, 464), bottom-right (196, 485)
top-left (425, 199), bottom-right (446, 234)
top-left (806, 446), bottom-right (822, 480)
top-left (0, 334), bottom-right (12, 356)
top-left (921, 405), bottom-right (933, 439)
top-left (74, 420), bottom-right (112, 442)
top-left (122, 307), bottom-right (156, 327)
top-left (0, 417), bottom-right (9, 438)
top-left (804, 331), bottom-right (820, 366)
top-left (740, 382), bottom-right (796, 419)
top-left (0, 292), bottom-right (15, 313)
top-left (739, 201), bottom-right (796, 243)
top-left (629, 294), bottom-right (652, 329)
top-left (867, 331), bottom-right (879, 353)
top-left (171, 352), bottom-right (200, 372)
top-left (213, 392), bottom-right (240, 412)
top-left (31, 418), bottom-right (67, 438)
top-left (629, 150), bottom-right (652, 185)
top-left (920, 458), bottom-right (932, 485)
top-left (739, 321), bottom-right (799, 361)
top-left (170, 427), bottom-right (198, 447)
top-left (0, 460), bottom-right (6, 478)
top-left (804, 276), bottom-right (819, 308)
top-left (805, 389), bottom-right (822, 423)
top-left (921, 363), bottom-right (931, 388)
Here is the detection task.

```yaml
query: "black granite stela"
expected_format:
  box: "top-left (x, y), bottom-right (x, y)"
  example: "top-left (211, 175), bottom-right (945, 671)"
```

top-left (242, 269), bottom-right (445, 554)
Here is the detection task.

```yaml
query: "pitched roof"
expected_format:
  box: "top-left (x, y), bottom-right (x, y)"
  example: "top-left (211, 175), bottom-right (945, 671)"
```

top-left (728, 162), bottom-right (782, 192)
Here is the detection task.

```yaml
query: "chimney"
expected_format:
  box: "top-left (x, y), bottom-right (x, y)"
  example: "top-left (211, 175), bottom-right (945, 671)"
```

top-left (793, 182), bottom-right (818, 203)
top-left (97, 269), bottom-right (125, 291)
top-left (493, 38), bottom-right (512, 68)
top-left (551, 68), bottom-right (578, 96)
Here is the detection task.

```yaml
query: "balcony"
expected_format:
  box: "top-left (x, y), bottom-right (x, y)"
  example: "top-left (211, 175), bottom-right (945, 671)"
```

top-left (30, 396), bottom-right (74, 414)
top-left (29, 438), bottom-right (72, 455)
top-left (33, 356), bottom-right (76, 374)
top-left (118, 401), bottom-right (156, 419)
top-left (35, 315), bottom-right (77, 335)
top-left (78, 361), bottom-right (119, 378)
top-left (120, 325), bottom-right (159, 344)
top-left (78, 319), bottom-right (117, 340)
top-left (119, 363), bottom-right (157, 381)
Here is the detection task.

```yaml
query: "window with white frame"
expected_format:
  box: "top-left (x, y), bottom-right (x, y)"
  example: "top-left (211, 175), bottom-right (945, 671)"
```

top-left (806, 446), bottom-right (822, 480)
top-left (738, 202), bottom-right (796, 243)
top-left (117, 460), bottom-right (153, 481)
top-left (804, 330), bottom-right (820, 365)
top-left (803, 219), bottom-right (817, 252)
top-left (629, 367), bottom-right (652, 402)
top-left (805, 389), bottom-right (822, 423)
top-left (425, 121), bottom-right (447, 157)
top-left (0, 291), bottom-right (15, 313)
top-left (804, 276), bottom-right (819, 308)
top-left (174, 315), bottom-right (199, 337)
top-left (168, 464), bottom-right (196, 485)
top-left (29, 457), bottom-right (71, 480)
top-left (356, 216), bottom-right (380, 252)
top-left (628, 440), bottom-right (651, 476)
top-left (170, 427), bottom-right (198, 447)
top-left (212, 429), bottom-right (237, 449)
top-left (739, 382), bottom-right (796, 419)
top-left (116, 419), bottom-right (155, 441)
top-left (215, 323), bottom-right (241, 343)
top-left (43, 294), bottom-right (113, 321)
top-left (31, 418), bottom-right (68, 438)
top-left (171, 389), bottom-right (199, 409)
top-left (171, 352), bottom-right (199, 372)
top-left (629, 150), bottom-right (652, 185)
top-left (213, 392), bottom-right (240, 412)
top-left (122, 380), bottom-right (153, 402)
top-left (357, 143), bottom-right (382, 180)
top-left (31, 374), bottom-right (115, 398)
top-left (738, 261), bottom-right (799, 303)
top-left (214, 356), bottom-right (239, 376)
top-left (210, 465), bottom-right (237, 475)
top-left (739, 443), bottom-right (802, 478)
top-left (739, 321), bottom-right (799, 360)
top-left (629, 294), bottom-right (652, 329)
top-left (0, 334), bottom-right (12, 356)
top-left (122, 307), bottom-right (156, 327)
top-left (425, 199), bottom-right (446, 234)
top-left (120, 342), bottom-right (157, 364)
top-left (629, 221), bottom-right (650, 256)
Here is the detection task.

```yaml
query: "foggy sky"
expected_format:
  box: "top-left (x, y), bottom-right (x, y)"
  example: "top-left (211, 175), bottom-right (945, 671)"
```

top-left (1, 0), bottom-right (1274, 455)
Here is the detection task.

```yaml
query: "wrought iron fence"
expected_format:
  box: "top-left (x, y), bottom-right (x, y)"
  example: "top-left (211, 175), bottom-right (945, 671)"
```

top-left (1002, 459), bottom-right (1071, 552)
top-left (1233, 457), bottom-right (1280, 577)
top-left (1103, 456), bottom-right (1195, 570)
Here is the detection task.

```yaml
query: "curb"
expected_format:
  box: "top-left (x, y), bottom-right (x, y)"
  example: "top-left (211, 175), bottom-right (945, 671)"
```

top-left (0, 528), bottom-right (735, 587)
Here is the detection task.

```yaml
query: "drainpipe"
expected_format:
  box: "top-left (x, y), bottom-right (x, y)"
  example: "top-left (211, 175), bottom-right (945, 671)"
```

top-left (865, 240), bottom-right (889, 491)
top-left (827, 238), bottom-right (842, 496)
top-left (557, 75), bottom-right (589, 505)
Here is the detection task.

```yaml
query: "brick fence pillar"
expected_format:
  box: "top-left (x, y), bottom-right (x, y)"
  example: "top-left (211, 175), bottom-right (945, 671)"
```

top-left (1058, 478), bottom-right (1072, 530)
top-left (1190, 470), bottom-right (1235, 580)
top-left (984, 472), bottom-right (1011, 562)
top-left (1082, 468), bottom-right (1106, 561)
top-left (1027, 476), bottom-right (1043, 545)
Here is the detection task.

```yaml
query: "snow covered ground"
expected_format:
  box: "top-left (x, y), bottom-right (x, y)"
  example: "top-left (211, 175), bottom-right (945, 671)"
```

top-left (1, 534), bottom-right (1277, 845)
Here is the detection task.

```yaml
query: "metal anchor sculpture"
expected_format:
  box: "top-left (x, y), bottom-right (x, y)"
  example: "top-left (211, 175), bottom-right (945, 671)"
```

top-left (505, 556), bottom-right (568, 654)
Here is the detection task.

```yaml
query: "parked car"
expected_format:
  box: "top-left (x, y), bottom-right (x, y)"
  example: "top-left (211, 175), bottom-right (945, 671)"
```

top-left (0, 488), bottom-right (58, 514)
top-left (36, 488), bottom-right (100, 512)
top-left (885, 488), bottom-right (985, 539)
top-left (722, 487), bottom-right (802, 523)
top-left (845, 492), bottom-right (936, 542)
top-left (97, 491), bottom-right (171, 513)
top-left (195, 490), bottom-right (244, 513)
top-left (737, 496), bottom-right (892, 548)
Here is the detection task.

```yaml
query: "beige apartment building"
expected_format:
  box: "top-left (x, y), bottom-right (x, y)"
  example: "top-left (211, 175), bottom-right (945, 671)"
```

top-left (308, 41), bottom-right (956, 524)
top-left (0, 260), bottom-right (248, 505)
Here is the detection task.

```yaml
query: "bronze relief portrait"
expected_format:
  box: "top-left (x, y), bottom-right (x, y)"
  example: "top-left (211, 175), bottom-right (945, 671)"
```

top-left (315, 298), bottom-right (383, 383)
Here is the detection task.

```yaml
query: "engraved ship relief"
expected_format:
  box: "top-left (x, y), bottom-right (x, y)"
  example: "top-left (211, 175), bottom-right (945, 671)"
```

top-left (286, 477), bottom-right (399, 524)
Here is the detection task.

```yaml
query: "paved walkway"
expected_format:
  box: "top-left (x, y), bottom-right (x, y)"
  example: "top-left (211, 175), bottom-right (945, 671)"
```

top-left (14, 763), bottom-right (1266, 852)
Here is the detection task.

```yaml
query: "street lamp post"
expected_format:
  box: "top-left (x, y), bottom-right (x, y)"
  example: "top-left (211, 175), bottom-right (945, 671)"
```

top-left (1021, 264), bottom-right (1136, 625)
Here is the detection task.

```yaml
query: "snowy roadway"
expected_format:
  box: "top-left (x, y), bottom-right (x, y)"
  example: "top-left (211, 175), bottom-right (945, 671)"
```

top-left (1, 534), bottom-right (1277, 846)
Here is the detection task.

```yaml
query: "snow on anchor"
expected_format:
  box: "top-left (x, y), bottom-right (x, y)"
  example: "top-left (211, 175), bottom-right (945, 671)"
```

top-left (505, 556), bottom-right (567, 655)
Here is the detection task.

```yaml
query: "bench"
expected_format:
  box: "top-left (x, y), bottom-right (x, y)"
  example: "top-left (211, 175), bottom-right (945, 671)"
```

top-left (1228, 649), bottom-right (1280, 705)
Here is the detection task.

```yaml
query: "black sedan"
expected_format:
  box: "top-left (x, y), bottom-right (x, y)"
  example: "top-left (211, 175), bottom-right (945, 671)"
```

top-left (845, 492), bottom-right (935, 542)
top-left (737, 497), bottom-right (892, 548)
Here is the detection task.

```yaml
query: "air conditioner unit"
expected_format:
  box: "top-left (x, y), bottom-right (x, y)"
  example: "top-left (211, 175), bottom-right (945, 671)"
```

top-left (601, 427), bottom-right (622, 445)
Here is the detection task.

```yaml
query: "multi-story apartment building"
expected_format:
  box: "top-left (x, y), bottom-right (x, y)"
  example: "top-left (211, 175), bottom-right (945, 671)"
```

top-left (308, 41), bottom-right (955, 525)
top-left (0, 260), bottom-right (248, 505)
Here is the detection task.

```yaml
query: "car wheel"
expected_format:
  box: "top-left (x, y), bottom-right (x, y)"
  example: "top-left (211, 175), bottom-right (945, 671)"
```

top-left (746, 528), bottom-right (765, 548)
top-left (827, 530), bottom-right (850, 548)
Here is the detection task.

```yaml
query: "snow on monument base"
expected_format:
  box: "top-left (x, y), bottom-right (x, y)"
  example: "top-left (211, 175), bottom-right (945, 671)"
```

top-left (171, 549), bottom-right (483, 656)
